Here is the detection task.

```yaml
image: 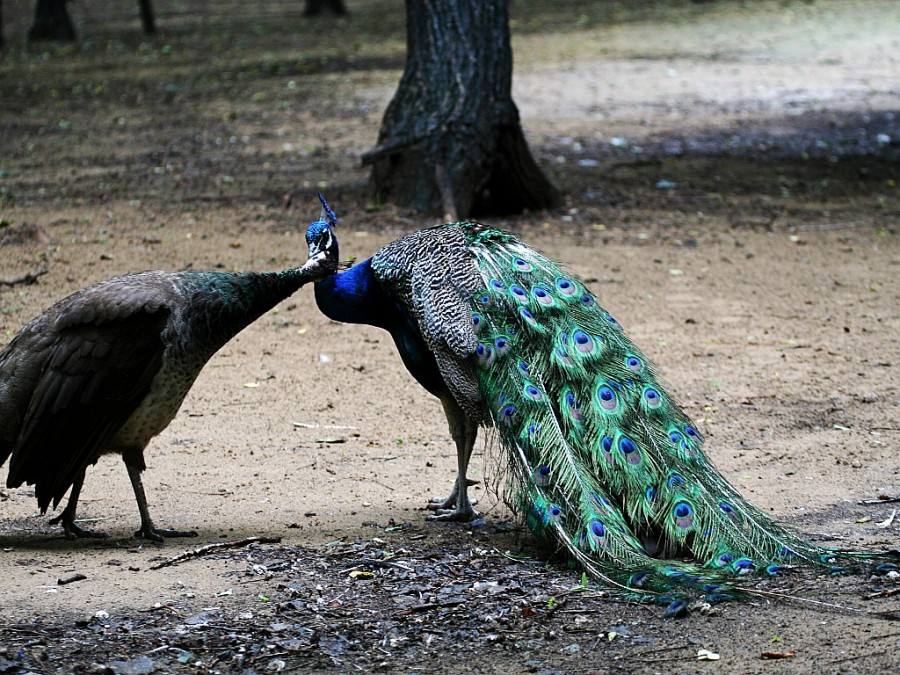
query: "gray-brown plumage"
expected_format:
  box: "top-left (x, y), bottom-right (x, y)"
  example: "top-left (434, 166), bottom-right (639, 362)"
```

top-left (0, 222), bottom-right (338, 541)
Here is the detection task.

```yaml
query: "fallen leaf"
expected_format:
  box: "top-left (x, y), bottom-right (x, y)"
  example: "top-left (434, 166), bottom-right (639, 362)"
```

top-left (350, 570), bottom-right (374, 580)
top-left (761, 650), bottom-right (795, 659)
top-left (697, 649), bottom-right (720, 661)
top-left (875, 509), bottom-right (896, 528)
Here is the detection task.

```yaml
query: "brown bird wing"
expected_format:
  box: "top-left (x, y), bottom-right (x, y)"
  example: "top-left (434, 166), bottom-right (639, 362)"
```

top-left (7, 305), bottom-right (170, 512)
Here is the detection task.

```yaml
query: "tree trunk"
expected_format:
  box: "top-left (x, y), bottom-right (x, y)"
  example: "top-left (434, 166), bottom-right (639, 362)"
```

top-left (363, 0), bottom-right (559, 219)
top-left (303, 0), bottom-right (348, 17)
top-left (138, 0), bottom-right (156, 35)
top-left (28, 0), bottom-right (76, 41)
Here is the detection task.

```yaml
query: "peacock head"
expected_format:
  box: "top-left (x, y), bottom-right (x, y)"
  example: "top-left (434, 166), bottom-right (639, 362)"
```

top-left (303, 192), bottom-right (340, 276)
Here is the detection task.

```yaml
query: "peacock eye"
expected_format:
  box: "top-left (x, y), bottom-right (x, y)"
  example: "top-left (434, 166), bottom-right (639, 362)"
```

top-left (556, 278), bottom-right (577, 296)
top-left (618, 436), bottom-right (637, 454)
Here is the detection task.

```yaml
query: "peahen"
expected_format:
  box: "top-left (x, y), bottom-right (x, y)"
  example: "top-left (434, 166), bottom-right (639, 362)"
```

top-left (310, 205), bottom-right (894, 605)
top-left (0, 219), bottom-right (338, 541)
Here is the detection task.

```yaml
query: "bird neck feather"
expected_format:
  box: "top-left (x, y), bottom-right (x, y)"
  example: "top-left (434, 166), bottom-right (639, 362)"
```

top-left (314, 258), bottom-right (390, 327)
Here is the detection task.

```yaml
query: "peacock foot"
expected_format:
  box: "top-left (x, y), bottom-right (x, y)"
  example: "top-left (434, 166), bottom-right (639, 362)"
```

top-left (49, 513), bottom-right (109, 539)
top-left (427, 495), bottom-right (479, 511)
top-left (426, 477), bottom-right (479, 511)
top-left (426, 501), bottom-right (480, 522)
top-left (134, 524), bottom-right (199, 543)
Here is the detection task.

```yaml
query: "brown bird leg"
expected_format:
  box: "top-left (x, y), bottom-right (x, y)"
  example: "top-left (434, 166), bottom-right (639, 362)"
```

top-left (126, 463), bottom-right (198, 542)
top-left (48, 469), bottom-right (109, 538)
top-left (427, 395), bottom-right (480, 522)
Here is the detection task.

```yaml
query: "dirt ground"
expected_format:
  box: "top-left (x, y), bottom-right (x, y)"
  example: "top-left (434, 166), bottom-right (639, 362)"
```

top-left (1, 0), bottom-right (899, 672)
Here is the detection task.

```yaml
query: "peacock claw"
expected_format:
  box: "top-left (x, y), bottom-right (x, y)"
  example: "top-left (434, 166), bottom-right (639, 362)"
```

top-left (427, 496), bottom-right (479, 511)
top-left (50, 515), bottom-right (109, 539)
top-left (426, 503), bottom-right (480, 522)
top-left (426, 477), bottom-right (479, 511)
top-left (134, 526), bottom-right (199, 543)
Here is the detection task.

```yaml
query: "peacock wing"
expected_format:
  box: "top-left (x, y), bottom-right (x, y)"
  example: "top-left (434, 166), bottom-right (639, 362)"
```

top-left (6, 278), bottom-right (173, 512)
top-left (372, 224), bottom-right (485, 419)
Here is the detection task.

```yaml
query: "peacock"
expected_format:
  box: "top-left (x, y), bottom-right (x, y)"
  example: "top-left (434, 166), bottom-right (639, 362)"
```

top-left (309, 199), bottom-right (895, 606)
top-left (0, 219), bottom-right (338, 541)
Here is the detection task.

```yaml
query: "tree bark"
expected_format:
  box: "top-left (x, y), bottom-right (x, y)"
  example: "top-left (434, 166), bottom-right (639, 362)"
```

top-left (303, 0), bottom-right (348, 17)
top-left (138, 0), bottom-right (156, 35)
top-left (28, 0), bottom-right (76, 41)
top-left (364, 0), bottom-right (559, 219)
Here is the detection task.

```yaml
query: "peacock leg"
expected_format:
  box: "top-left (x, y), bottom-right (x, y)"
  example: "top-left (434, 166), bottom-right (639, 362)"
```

top-left (126, 463), bottom-right (198, 542)
top-left (427, 396), bottom-right (480, 521)
top-left (48, 469), bottom-right (109, 538)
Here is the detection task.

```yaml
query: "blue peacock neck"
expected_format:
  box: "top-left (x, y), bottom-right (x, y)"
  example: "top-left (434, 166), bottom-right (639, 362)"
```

top-left (314, 258), bottom-right (391, 328)
top-left (314, 258), bottom-right (446, 397)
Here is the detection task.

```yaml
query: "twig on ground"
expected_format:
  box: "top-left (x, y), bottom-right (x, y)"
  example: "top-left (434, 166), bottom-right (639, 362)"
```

top-left (860, 496), bottom-right (900, 505)
top-left (864, 588), bottom-right (900, 600)
top-left (149, 536), bottom-right (282, 570)
top-left (0, 269), bottom-right (47, 286)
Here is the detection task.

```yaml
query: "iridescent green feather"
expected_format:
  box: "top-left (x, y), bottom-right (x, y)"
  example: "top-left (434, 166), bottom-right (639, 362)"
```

top-left (459, 223), bottom-right (889, 601)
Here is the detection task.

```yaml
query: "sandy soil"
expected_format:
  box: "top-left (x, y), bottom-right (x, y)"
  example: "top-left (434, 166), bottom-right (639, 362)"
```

top-left (0, 1), bottom-right (898, 672)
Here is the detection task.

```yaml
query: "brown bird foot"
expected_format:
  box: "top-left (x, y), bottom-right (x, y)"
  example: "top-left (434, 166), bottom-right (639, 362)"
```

top-left (426, 478), bottom-right (479, 511)
top-left (49, 514), bottom-right (109, 539)
top-left (427, 496), bottom-right (479, 511)
top-left (426, 502), bottom-right (480, 522)
top-left (134, 525), bottom-right (199, 543)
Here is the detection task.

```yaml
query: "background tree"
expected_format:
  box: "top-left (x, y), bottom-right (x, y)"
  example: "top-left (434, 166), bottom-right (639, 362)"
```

top-left (28, 0), bottom-right (156, 41)
top-left (362, 0), bottom-right (559, 219)
top-left (138, 0), bottom-right (156, 35)
top-left (28, 0), bottom-right (75, 41)
top-left (303, 0), bottom-right (348, 17)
